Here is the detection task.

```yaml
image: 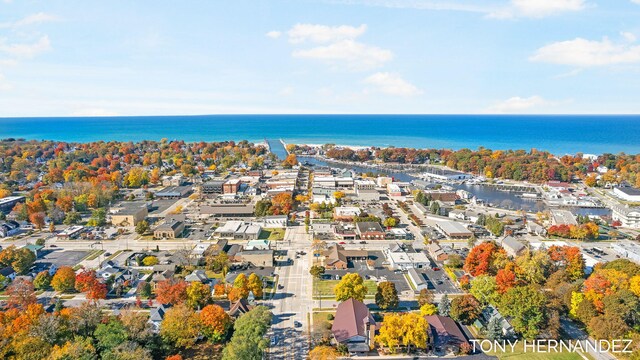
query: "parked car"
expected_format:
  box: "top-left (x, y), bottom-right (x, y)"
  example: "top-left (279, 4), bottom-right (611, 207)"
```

top-left (294, 321), bottom-right (302, 327)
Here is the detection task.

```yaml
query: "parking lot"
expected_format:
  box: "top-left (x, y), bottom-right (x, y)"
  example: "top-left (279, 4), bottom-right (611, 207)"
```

top-left (35, 249), bottom-right (90, 270)
top-left (419, 266), bottom-right (460, 295)
top-left (323, 251), bottom-right (412, 293)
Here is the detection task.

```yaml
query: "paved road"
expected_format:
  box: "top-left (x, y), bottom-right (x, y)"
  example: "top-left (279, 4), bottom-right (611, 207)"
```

top-left (561, 318), bottom-right (616, 360)
top-left (265, 226), bottom-right (313, 360)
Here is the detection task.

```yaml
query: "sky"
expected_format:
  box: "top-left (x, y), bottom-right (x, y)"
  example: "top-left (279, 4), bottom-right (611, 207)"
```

top-left (0, 0), bottom-right (639, 116)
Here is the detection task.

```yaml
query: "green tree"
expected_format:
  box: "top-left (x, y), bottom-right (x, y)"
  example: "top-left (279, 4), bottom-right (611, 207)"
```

top-left (33, 270), bottom-right (52, 290)
top-left (63, 211), bottom-right (82, 225)
top-left (206, 251), bottom-right (230, 273)
top-left (94, 319), bottom-right (128, 352)
top-left (375, 281), bottom-right (399, 310)
top-left (309, 265), bottom-right (325, 279)
top-left (438, 294), bottom-right (451, 317)
top-left (334, 273), bottom-right (367, 302)
top-left (87, 208), bottom-right (107, 227)
top-left (222, 306), bottom-right (272, 360)
top-left (135, 220), bottom-right (149, 235)
top-left (499, 285), bottom-right (547, 339)
top-left (469, 275), bottom-right (498, 306)
top-left (486, 317), bottom-right (504, 341)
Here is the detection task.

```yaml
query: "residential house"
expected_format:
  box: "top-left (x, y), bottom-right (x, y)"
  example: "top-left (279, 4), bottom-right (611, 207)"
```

top-left (500, 236), bottom-right (527, 258)
top-left (424, 315), bottom-right (468, 356)
top-left (331, 298), bottom-right (377, 356)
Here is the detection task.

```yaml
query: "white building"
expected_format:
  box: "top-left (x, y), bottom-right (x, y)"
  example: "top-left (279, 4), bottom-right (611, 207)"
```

top-left (334, 206), bottom-right (362, 219)
top-left (612, 241), bottom-right (640, 264)
top-left (614, 187), bottom-right (640, 202)
top-left (550, 209), bottom-right (578, 226)
top-left (354, 179), bottom-right (376, 190)
top-left (612, 205), bottom-right (640, 228)
top-left (387, 183), bottom-right (402, 197)
top-left (213, 221), bottom-right (262, 240)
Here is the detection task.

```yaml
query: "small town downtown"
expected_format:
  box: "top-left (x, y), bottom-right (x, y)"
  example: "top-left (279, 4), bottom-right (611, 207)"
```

top-left (470, 339), bottom-right (634, 354)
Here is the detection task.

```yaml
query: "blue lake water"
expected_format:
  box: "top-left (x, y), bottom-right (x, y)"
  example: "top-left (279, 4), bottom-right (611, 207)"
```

top-left (1, 115), bottom-right (639, 155)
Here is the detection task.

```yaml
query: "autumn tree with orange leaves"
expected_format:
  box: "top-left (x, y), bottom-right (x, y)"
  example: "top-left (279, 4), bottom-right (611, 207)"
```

top-left (156, 279), bottom-right (188, 305)
top-left (200, 304), bottom-right (232, 342)
top-left (464, 242), bottom-right (506, 277)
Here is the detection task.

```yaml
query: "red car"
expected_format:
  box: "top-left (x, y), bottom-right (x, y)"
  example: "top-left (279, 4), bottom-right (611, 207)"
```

top-left (432, 267), bottom-right (440, 271)
top-left (339, 241), bottom-right (346, 245)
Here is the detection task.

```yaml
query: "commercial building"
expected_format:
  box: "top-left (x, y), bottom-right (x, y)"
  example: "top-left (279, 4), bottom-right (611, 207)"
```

top-left (427, 242), bottom-right (448, 262)
top-left (385, 243), bottom-right (430, 270)
top-left (612, 241), bottom-right (640, 264)
top-left (154, 219), bottom-right (185, 239)
top-left (213, 221), bottom-right (262, 240)
top-left (323, 244), bottom-right (368, 269)
top-left (155, 186), bottom-right (192, 199)
top-left (355, 188), bottom-right (380, 202)
top-left (237, 249), bottom-right (274, 267)
top-left (387, 183), bottom-right (402, 197)
top-left (0, 220), bottom-right (20, 238)
top-left (334, 206), bottom-right (362, 220)
top-left (354, 179), bottom-right (376, 190)
top-left (254, 215), bottom-right (288, 228)
top-left (201, 180), bottom-right (225, 195)
top-left (57, 225), bottom-right (85, 240)
top-left (614, 187), bottom-right (640, 202)
top-left (612, 204), bottom-right (640, 228)
top-left (434, 221), bottom-right (473, 239)
top-left (162, 174), bottom-right (186, 187)
top-left (355, 221), bottom-right (385, 240)
top-left (407, 268), bottom-right (429, 291)
top-left (223, 179), bottom-right (242, 194)
top-left (0, 196), bottom-right (25, 214)
top-left (550, 209), bottom-right (578, 226)
top-left (201, 204), bottom-right (255, 217)
top-left (111, 203), bottom-right (148, 226)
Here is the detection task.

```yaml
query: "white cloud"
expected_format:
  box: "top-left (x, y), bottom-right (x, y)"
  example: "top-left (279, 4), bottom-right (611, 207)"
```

top-left (632, 0), bottom-right (640, 4)
top-left (364, 72), bottom-right (422, 96)
top-left (0, 12), bottom-right (59, 28)
top-left (530, 37), bottom-right (640, 67)
top-left (621, 31), bottom-right (637, 43)
top-left (322, 0), bottom-right (496, 14)
top-left (265, 30), bottom-right (282, 39)
top-left (293, 39), bottom-right (393, 70)
top-left (487, 96), bottom-right (549, 113)
top-left (489, 0), bottom-right (587, 18)
top-left (71, 108), bottom-right (120, 117)
top-left (0, 35), bottom-right (52, 58)
top-left (0, 73), bottom-right (12, 91)
top-left (279, 86), bottom-right (294, 96)
top-left (287, 23), bottom-right (367, 44)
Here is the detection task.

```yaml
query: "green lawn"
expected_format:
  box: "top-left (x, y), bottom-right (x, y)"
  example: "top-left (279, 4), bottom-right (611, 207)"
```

top-left (484, 342), bottom-right (587, 360)
top-left (313, 279), bottom-right (377, 298)
top-left (84, 249), bottom-right (105, 261)
top-left (259, 228), bottom-right (286, 241)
